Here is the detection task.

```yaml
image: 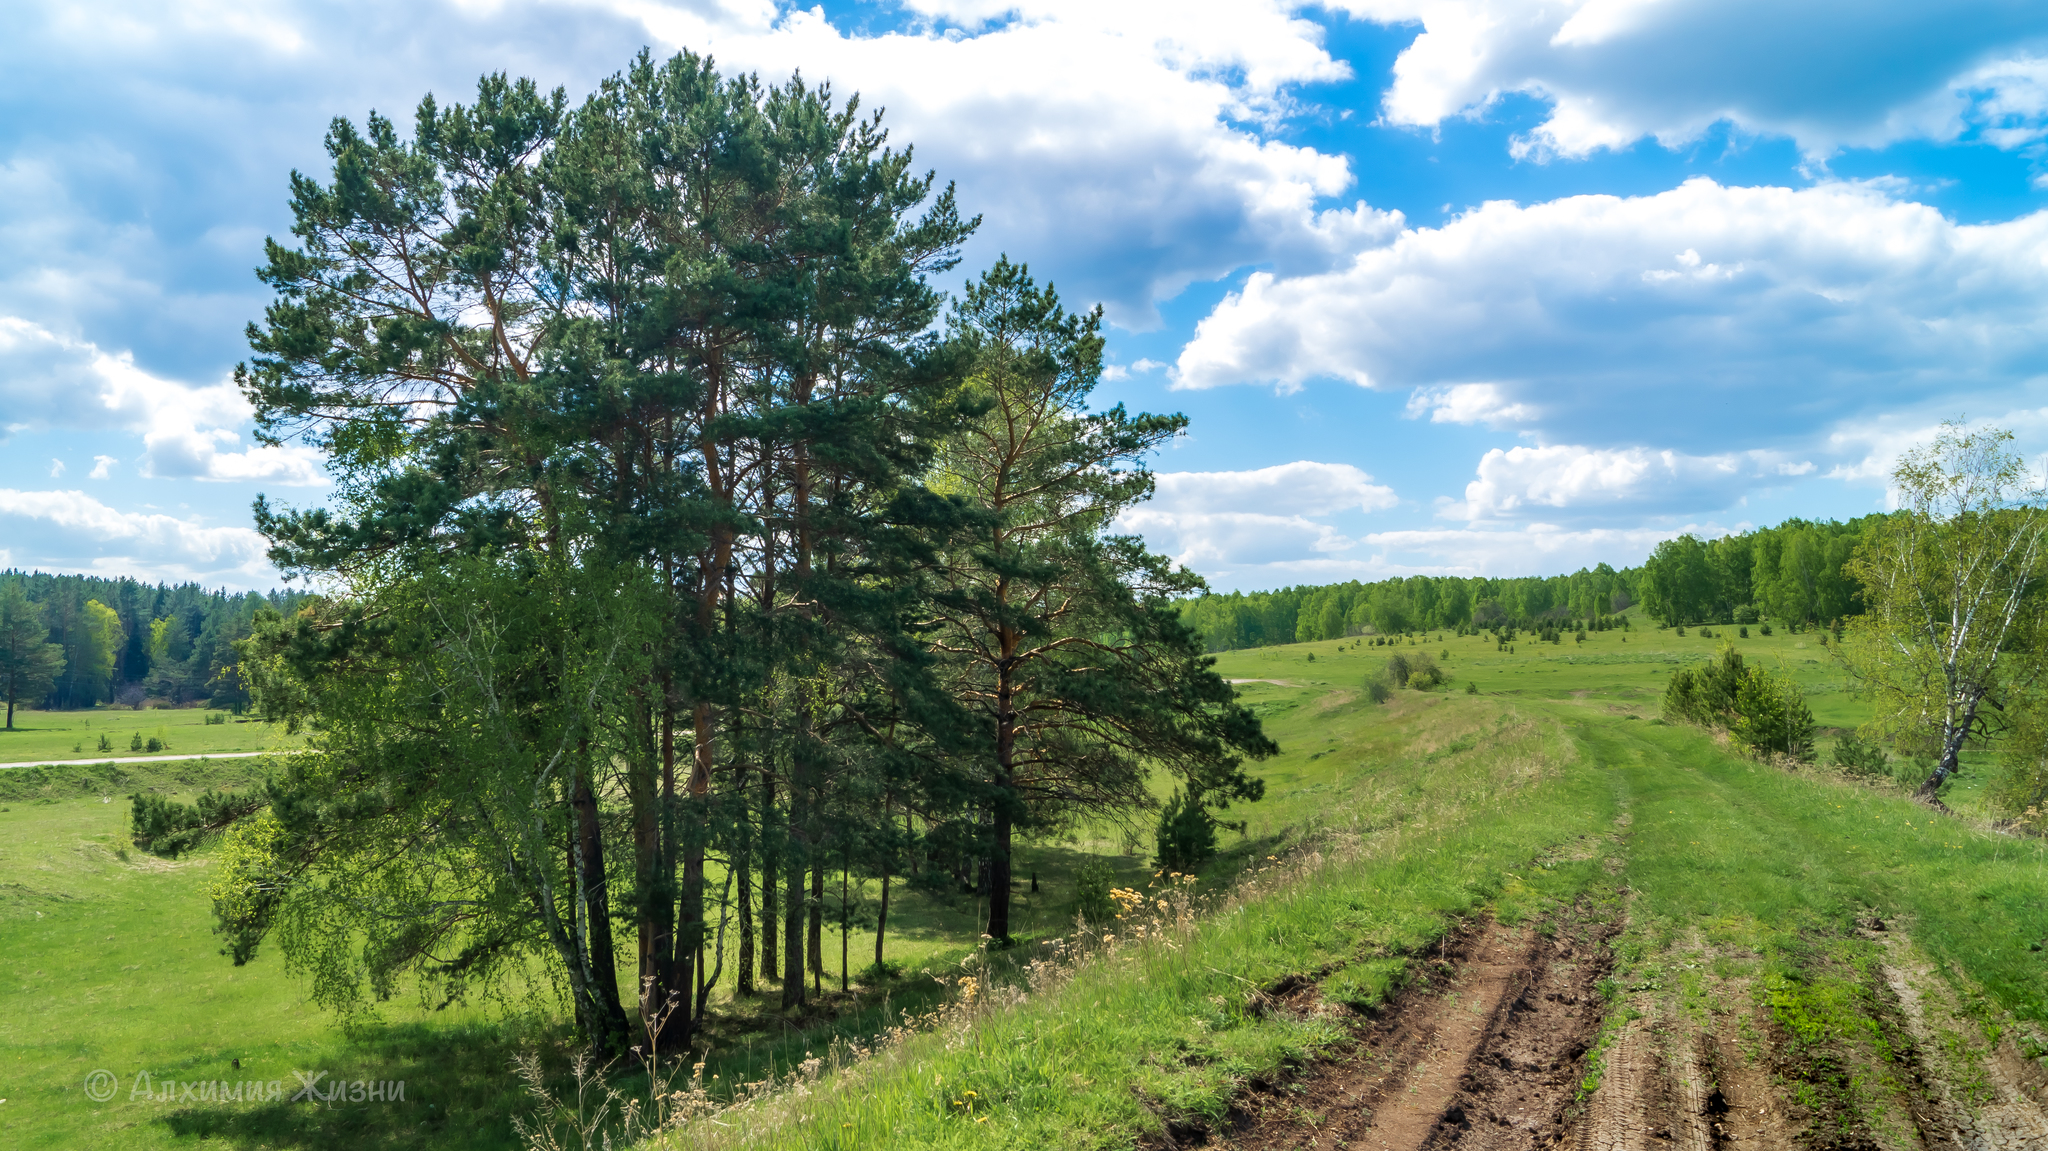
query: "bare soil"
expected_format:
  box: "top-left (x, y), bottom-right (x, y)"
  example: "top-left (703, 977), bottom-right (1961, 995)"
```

top-left (1196, 909), bottom-right (2048, 1151)
top-left (1218, 901), bottom-right (1619, 1151)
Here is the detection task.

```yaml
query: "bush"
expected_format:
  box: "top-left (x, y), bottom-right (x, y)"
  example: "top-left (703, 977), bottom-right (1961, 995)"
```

top-left (1732, 670), bottom-right (1815, 762)
top-left (1733, 604), bottom-right (1760, 624)
top-left (1387, 650), bottom-right (1441, 691)
top-left (1739, 625), bottom-right (1749, 638)
top-left (144, 737), bottom-right (164, 753)
top-left (1760, 622), bottom-right (1774, 636)
top-left (1365, 677), bottom-right (1392, 704)
top-left (1154, 789), bottom-right (1217, 873)
top-left (129, 787), bottom-right (265, 859)
top-left (1466, 681), bottom-right (1478, 695)
top-left (1831, 730), bottom-right (1891, 777)
top-left (1071, 860), bottom-right (1116, 926)
top-left (1666, 642), bottom-right (1816, 763)
top-left (857, 960), bottom-right (905, 984)
top-left (128, 732), bottom-right (143, 752)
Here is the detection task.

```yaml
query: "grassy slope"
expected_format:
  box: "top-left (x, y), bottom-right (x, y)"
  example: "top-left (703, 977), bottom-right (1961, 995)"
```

top-left (5, 621), bottom-right (2043, 1150)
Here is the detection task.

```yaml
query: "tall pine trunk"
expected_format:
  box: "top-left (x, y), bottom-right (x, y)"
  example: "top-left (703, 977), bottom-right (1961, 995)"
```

top-left (734, 749), bottom-right (755, 996)
top-left (987, 643), bottom-right (1018, 944)
top-left (760, 773), bottom-right (778, 983)
top-left (572, 756), bottom-right (632, 1056)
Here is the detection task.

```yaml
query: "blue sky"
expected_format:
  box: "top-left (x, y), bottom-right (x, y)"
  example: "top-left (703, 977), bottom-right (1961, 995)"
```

top-left (4, 0), bottom-right (2048, 591)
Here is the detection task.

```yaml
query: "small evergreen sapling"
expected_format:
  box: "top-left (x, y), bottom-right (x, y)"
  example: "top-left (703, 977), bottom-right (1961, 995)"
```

top-left (1154, 789), bottom-right (1217, 874)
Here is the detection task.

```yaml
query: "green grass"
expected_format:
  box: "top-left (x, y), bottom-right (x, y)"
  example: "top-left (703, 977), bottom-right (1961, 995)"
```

top-left (0, 759), bottom-right (539, 1150)
top-left (0, 706), bottom-right (300, 765)
top-left (644, 694), bottom-right (1623, 1149)
top-left (7, 623), bottom-right (2046, 1151)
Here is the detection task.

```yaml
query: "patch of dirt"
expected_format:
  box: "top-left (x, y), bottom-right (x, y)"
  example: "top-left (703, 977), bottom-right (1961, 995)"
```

top-left (1219, 902), bottom-right (1618, 1151)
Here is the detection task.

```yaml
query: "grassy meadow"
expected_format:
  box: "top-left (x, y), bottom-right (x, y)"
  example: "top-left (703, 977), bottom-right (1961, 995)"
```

top-left (0, 706), bottom-right (300, 765)
top-left (4, 614), bottom-right (2045, 1149)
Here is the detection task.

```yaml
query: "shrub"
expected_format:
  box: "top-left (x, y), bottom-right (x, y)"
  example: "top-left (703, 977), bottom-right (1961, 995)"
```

top-left (1732, 669), bottom-right (1816, 762)
top-left (1387, 650), bottom-right (1441, 690)
top-left (1466, 681), bottom-right (1478, 695)
top-left (1365, 677), bottom-right (1392, 704)
top-left (144, 737), bottom-right (164, 753)
top-left (1831, 730), bottom-right (1890, 777)
top-left (1760, 622), bottom-right (1774, 636)
top-left (128, 732), bottom-right (143, 752)
top-left (1739, 625), bottom-right (1749, 638)
top-left (1153, 789), bottom-right (1216, 874)
top-left (96, 734), bottom-right (113, 752)
top-left (1734, 604), bottom-right (1760, 624)
top-left (1666, 642), bottom-right (1816, 763)
top-left (1071, 860), bottom-right (1116, 926)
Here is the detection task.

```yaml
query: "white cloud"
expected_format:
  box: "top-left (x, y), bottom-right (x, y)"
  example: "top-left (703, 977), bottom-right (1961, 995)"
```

top-left (1404, 382), bottom-right (1536, 426)
top-left (1150, 460), bottom-right (1398, 516)
top-left (1341, 0), bottom-right (2048, 160)
top-left (48, 458), bottom-right (63, 477)
top-left (89, 455), bottom-right (117, 479)
top-left (0, 316), bottom-right (325, 485)
top-left (1172, 180), bottom-right (2048, 447)
top-left (1447, 443), bottom-right (1809, 521)
top-left (591, 0), bottom-right (1406, 326)
top-left (1163, 521), bottom-right (1720, 590)
top-left (1116, 460), bottom-right (1396, 568)
top-left (0, 488), bottom-right (274, 585)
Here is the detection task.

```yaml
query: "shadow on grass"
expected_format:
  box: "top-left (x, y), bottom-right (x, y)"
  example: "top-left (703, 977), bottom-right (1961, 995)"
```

top-left (156, 1021), bottom-right (535, 1151)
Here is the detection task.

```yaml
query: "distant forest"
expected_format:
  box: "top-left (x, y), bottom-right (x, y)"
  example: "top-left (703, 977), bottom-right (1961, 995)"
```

top-left (2, 514), bottom-right (1884, 696)
top-left (0, 571), bottom-right (311, 710)
top-left (1177, 514), bottom-right (1890, 651)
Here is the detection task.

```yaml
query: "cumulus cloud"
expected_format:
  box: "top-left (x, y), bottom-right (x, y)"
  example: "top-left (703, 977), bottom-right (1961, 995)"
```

top-left (1115, 460), bottom-right (1396, 569)
top-left (1150, 460), bottom-right (1398, 516)
top-left (0, 488), bottom-right (274, 585)
top-left (1174, 178), bottom-right (2048, 452)
top-left (0, 0), bottom-right (1397, 341)
top-left (1162, 522), bottom-right (1714, 589)
top-left (1341, 0), bottom-right (2048, 160)
top-left (0, 316), bottom-right (324, 485)
top-left (1446, 443), bottom-right (1812, 521)
top-left (1404, 383), bottom-right (1536, 426)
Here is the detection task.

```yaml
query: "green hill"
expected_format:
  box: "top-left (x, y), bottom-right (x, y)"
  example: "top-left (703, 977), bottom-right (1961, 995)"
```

top-left (4, 623), bottom-right (2045, 1149)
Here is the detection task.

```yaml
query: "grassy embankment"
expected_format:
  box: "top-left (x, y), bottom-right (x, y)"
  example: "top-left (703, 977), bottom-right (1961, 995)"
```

top-left (4, 619), bottom-right (2045, 1149)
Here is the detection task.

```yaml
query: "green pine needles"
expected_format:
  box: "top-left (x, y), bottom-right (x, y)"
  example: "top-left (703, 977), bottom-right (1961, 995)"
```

top-left (1664, 642), bottom-right (1816, 762)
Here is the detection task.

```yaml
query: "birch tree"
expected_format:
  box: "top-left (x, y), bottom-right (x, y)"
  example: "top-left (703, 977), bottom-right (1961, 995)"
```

top-left (1844, 422), bottom-right (2048, 800)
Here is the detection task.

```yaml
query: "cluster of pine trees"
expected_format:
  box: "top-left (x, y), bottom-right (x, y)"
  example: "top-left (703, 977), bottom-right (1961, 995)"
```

top-left (0, 573), bottom-right (304, 725)
top-left (193, 54), bottom-right (1273, 1062)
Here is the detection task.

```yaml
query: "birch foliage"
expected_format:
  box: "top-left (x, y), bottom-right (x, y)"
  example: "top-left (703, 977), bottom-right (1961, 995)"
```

top-left (1843, 423), bottom-right (2048, 798)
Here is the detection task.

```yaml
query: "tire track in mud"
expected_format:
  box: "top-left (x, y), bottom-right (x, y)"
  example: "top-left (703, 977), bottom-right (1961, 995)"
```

top-left (1222, 902), bottom-right (1619, 1151)
top-left (1869, 927), bottom-right (2048, 1151)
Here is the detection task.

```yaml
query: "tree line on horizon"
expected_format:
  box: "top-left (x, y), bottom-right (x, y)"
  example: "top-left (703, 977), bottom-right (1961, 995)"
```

top-left (1176, 515), bottom-right (1889, 652)
top-left (0, 573), bottom-right (308, 726)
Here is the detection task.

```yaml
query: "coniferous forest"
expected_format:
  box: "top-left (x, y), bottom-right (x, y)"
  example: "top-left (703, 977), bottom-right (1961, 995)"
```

top-left (0, 572), bottom-right (307, 712)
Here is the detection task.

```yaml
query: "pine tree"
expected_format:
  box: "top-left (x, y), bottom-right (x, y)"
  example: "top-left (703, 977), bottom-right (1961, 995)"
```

top-left (925, 260), bottom-right (1273, 944)
top-left (0, 582), bottom-right (65, 729)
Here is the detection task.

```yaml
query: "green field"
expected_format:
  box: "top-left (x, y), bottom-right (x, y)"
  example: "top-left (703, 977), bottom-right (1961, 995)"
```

top-left (0, 706), bottom-right (300, 765)
top-left (3, 618), bottom-right (2043, 1149)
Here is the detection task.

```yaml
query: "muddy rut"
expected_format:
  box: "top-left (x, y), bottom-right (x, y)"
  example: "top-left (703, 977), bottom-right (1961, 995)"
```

top-left (1224, 904), bottom-right (1618, 1151)
top-left (1203, 911), bottom-right (2048, 1151)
